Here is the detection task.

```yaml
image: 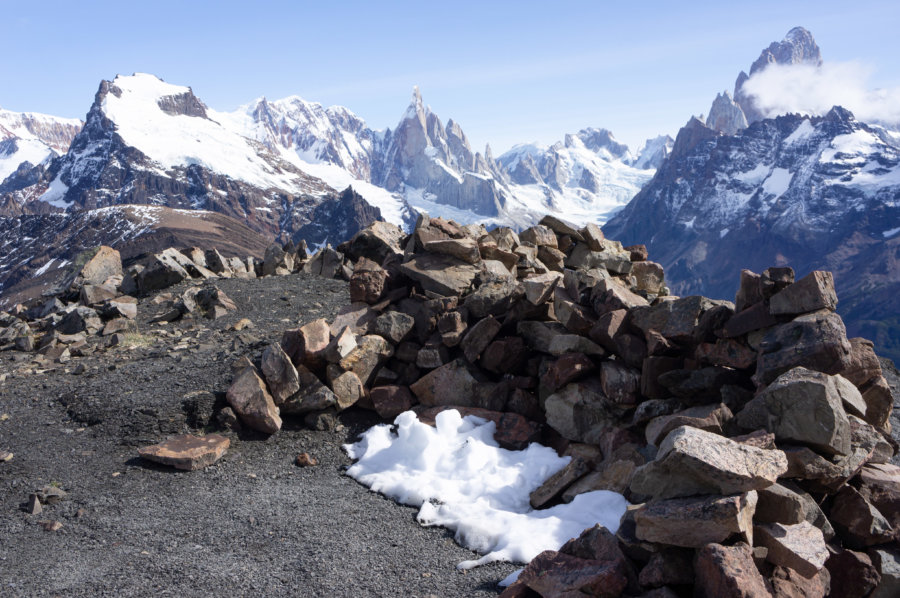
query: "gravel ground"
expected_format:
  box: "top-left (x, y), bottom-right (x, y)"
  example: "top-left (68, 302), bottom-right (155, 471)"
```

top-left (0, 272), bottom-right (517, 597)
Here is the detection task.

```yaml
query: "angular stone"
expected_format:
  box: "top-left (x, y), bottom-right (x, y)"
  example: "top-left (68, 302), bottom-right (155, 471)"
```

top-left (544, 379), bottom-right (618, 444)
top-left (769, 271), bottom-right (837, 316)
top-left (329, 302), bottom-right (378, 336)
top-left (480, 337), bottom-right (528, 374)
top-left (203, 248), bottom-right (230, 274)
top-left (630, 295), bottom-right (716, 343)
top-left (588, 309), bottom-right (628, 353)
top-left (79, 246), bottom-right (123, 286)
top-left (226, 368), bottom-right (282, 434)
top-left (464, 277), bottom-right (518, 318)
top-left (755, 311), bottom-right (852, 385)
top-left (400, 253), bottom-right (478, 297)
top-left (324, 326), bottom-right (357, 363)
top-left (695, 338), bottom-right (757, 370)
top-left (519, 224), bottom-right (558, 248)
top-left (630, 426), bottom-right (787, 500)
top-left (415, 343), bottom-right (448, 369)
top-left (80, 283), bottom-right (118, 306)
top-left (339, 335), bottom-right (393, 385)
top-left (640, 356), bottom-right (684, 400)
top-left (632, 261), bottom-right (665, 295)
top-left (370, 385), bottom-right (415, 419)
top-left (542, 353), bottom-right (596, 394)
top-left (860, 376), bottom-right (893, 431)
top-left (349, 258), bottom-right (386, 304)
top-left (345, 220), bottom-right (405, 263)
top-left (517, 320), bottom-right (569, 354)
top-left (562, 460), bottom-right (637, 499)
top-left (638, 548), bottom-right (695, 588)
top-left (599, 361), bottom-right (641, 406)
top-left (755, 521), bottom-right (828, 578)
top-left (841, 337), bottom-right (883, 387)
top-left (479, 244), bottom-right (519, 271)
top-left (591, 278), bottom-right (648, 315)
top-left (722, 301), bottom-right (779, 338)
top-left (547, 334), bottom-right (606, 357)
top-left (282, 318), bottom-right (331, 368)
top-left (755, 483), bottom-right (809, 525)
top-left (737, 367), bottom-right (852, 456)
top-left (372, 311), bottom-right (415, 344)
top-left (870, 548), bottom-right (900, 598)
top-left (858, 463), bottom-right (900, 532)
top-left (261, 343), bottom-right (300, 404)
top-left (644, 403), bottom-right (733, 446)
top-left (56, 306), bottom-right (102, 335)
top-left (410, 359), bottom-right (479, 408)
top-left (633, 491), bottom-right (757, 548)
top-left (499, 550), bottom-right (627, 598)
top-left (282, 364), bottom-right (337, 414)
top-left (424, 238), bottom-right (481, 264)
top-left (331, 371), bottom-right (365, 411)
top-left (830, 485), bottom-right (896, 549)
top-left (539, 215), bottom-right (584, 241)
top-left (657, 366), bottom-right (748, 403)
top-left (529, 457), bottom-right (590, 509)
top-left (695, 542), bottom-right (772, 598)
top-left (522, 271), bottom-right (563, 305)
top-left (825, 549), bottom-right (880, 598)
top-left (138, 434), bottom-right (230, 471)
top-left (581, 223), bottom-right (605, 251)
top-left (537, 245), bottom-right (566, 271)
top-left (137, 248), bottom-right (192, 293)
top-left (566, 244), bottom-right (632, 274)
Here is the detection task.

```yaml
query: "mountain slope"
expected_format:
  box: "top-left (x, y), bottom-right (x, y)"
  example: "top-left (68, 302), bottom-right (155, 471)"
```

top-left (605, 107), bottom-right (900, 360)
top-left (0, 108), bottom-right (82, 183)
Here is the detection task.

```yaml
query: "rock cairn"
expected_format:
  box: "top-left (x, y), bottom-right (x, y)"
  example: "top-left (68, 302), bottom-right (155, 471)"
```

top-left (225, 214), bottom-right (898, 598)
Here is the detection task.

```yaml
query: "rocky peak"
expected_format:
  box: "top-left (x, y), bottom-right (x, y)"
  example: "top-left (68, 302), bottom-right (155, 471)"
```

top-left (632, 135), bottom-right (674, 170)
top-left (669, 116), bottom-right (717, 160)
top-left (706, 91), bottom-right (749, 136)
top-left (575, 128), bottom-right (630, 161)
top-left (735, 27), bottom-right (823, 125)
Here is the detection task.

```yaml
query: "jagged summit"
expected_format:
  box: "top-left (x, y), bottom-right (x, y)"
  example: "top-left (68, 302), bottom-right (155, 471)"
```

top-left (747, 26), bottom-right (822, 77)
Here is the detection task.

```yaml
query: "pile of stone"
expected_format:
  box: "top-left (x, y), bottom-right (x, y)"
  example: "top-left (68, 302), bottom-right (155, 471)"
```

top-left (225, 214), bottom-right (898, 598)
top-left (0, 245), bottom-right (243, 362)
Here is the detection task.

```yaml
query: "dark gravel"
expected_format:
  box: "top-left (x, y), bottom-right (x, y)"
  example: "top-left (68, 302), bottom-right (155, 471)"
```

top-left (0, 272), bottom-right (517, 597)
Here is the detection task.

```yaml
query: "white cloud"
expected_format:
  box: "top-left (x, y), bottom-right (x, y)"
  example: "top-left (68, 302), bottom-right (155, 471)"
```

top-left (741, 61), bottom-right (900, 126)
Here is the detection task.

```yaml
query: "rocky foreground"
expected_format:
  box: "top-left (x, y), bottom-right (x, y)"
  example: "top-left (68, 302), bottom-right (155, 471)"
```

top-left (2, 214), bottom-right (900, 597)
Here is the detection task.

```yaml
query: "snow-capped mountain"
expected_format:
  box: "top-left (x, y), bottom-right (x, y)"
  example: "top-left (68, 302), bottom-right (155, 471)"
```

top-left (606, 28), bottom-right (900, 362)
top-left (498, 129), bottom-right (668, 225)
top-left (0, 108), bottom-right (82, 185)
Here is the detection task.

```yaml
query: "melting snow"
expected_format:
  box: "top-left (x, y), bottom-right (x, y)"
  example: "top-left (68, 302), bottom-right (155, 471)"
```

top-left (884, 227), bottom-right (900, 238)
top-left (40, 176), bottom-right (71, 208)
top-left (34, 258), bottom-right (56, 276)
top-left (784, 120), bottom-right (815, 145)
top-left (345, 410), bottom-right (628, 570)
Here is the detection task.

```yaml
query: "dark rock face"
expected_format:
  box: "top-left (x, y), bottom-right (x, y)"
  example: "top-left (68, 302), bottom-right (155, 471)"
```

top-left (605, 108), bottom-right (900, 363)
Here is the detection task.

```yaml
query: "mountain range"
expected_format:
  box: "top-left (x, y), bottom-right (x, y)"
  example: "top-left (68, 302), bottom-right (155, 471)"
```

top-left (1, 26), bottom-right (898, 361)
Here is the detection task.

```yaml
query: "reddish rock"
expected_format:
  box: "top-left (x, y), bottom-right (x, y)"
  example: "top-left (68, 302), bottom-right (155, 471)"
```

top-left (370, 385), bottom-right (415, 419)
top-left (331, 371), bottom-right (365, 411)
top-left (695, 338), bottom-right (758, 370)
top-left (138, 434), bottom-right (230, 471)
top-left (769, 565), bottom-right (830, 598)
top-left (500, 550), bottom-right (628, 598)
top-left (640, 356), bottom-right (684, 400)
top-left (260, 343), bottom-right (300, 405)
top-left (226, 367), bottom-right (282, 434)
top-left (589, 309), bottom-right (628, 353)
top-left (769, 271), bottom-right (837, 316)
top-left (615, 333), bottom-right (649, 369)
top-left (624, 244), bottom-right (648, 261)
top-left (600, 361), bottom-right (641, 406)
top-left (410, 359), bottom-right (480, 408)
top-left (630, 295), bottom-right (716, 343)
top-left (460, 315), bottom-right (501, 362)
top-left (841, 337), bottom-right (883, 387)
top-left (414, 406), bottom-right (540, 450)
top-left (722, 301), bottom-right (779, 338)
top-left (644, 403), bottom-right (733, 447)
top-left (825, 548), bottom-right (880, 598)
top-left (281, 318), bottom-right (331, 368)
top-left (639, 548), bottom-right (694, 588)
top-left (295, 452), bottom-right (318, 467)
top-left (735, 269), bottom-right (764, 312)
top-left (480, 337), bottom-right (528, 374)
top-left (591, 278), bottom-right (649, 316)
top-left (349, 258), bottom-right (387, 304)
top-left (755, 521), bottom-right (828, 578)
top-left (859, 375), bottom-right (894, 432)
top-left (529, 457), bottom-right (590, 509)
top-left (79, 245), bottom-right (123, 285)
top-left (830, 485), bottom-right (896, 548)
top-left (423, 238), bottom-right (481, 264)
top-left (543, 353), bottom-right (596, 394)
top-left (858, 463), bottom-right (900, 531)
top-left (329, 302), bottom-right (378, 336)
top-left (695, 542), bottom-right (771, 598)
top-left (633, 492), bottom-right (757, 548)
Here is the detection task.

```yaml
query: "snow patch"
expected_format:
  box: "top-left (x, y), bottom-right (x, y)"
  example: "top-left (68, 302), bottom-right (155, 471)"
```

top-left (784, 120), bottom-right (815, 145)
top-left (345, 410), bottom-right (628, 570)
top-left (883, 226), bottom-right (900, 238)
top-left (762, 168), bottom-right (793, 198)
top-left (34, 259), bottom-right (56, 276)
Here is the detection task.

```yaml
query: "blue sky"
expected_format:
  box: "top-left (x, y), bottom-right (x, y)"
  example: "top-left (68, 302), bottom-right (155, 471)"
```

top-left (3, 0), bottom-right (899, 153)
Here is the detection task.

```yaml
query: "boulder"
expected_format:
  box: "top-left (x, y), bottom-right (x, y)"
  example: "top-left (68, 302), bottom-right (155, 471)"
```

top-left (138, 434), bottom-right (230, 471)
top-left (544, 379), bottom-right (618, 444)
top-left (857, 463), bottom-right (900, 532)
top-left (769, 271), bottom-right (837, 316)
top-left (345, 221), bottom-right (405, 263)
top-left (540, 215), bottom-right (584, 241)
top-left (78, 246), bottom-right (123, 286)
top-left (631, 261), bottom-right (665, 295)
top-left (282, 365), bottom-right (338, 414)
top-left (423, 238), bottom-right (481, 264)
top-left (519, 224), bottom-right (558, 248)
top-left (281, 318), bottom-right (331, 368)
top-left (529, 457), bottom-right (590, 509)
top-left (331, 371), bottom-right (365, 411)
top-left (324, 326), bottom-right (357, 363)
top-left (630, 426), bottom-right (787, 500)
top-left (825, 549), bottom-right (881, 598)
top-left (755, 311), bottom-right (852, 385)
top-left (522, 271), bottom-right (563, 305)
top-left (499, 550), bottom-right (628, 598)
top-left (372, 311), bottom-right (415, 344)
top-left (829, 485), bottom-right (896, 549)
top-left (644, 403), bottom-right (733, 447)
top-left (841, 337), bottom-right (883, 387)
top-left (226, 367), bottom-right (282, 434)
top-left (694, 542), bottom-right (772, 598)
top-left (339, 335), bottom-right (393, 386)
top-left (755, 521), bottom-right (829, 578)
top-left (870, 548), bottom-right (900, 598)
top-left (599, 361), bottom-right (641, 406)
top-left (737, 367), bottom-right (852, 456)
top-left (370, 385), bottom-right (415, 419)
top-left (261, 343), bottom-right (301, 404)
top-left (409, 359), bottom-right (480, 408)
top-left (399, 253), bottom-right (478, 297)
top-left (80, 283), bottom-right (118, 306)
top-left (633, 491), bottom-right (757, 548)
top-left (630, 296), bottom-right (717, 343)
top-left (349, 258), bottom-right (386, 304)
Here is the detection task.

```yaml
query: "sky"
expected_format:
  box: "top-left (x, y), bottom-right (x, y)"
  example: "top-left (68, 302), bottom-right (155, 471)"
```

top-left (2, 0), bottom-right (900, 154)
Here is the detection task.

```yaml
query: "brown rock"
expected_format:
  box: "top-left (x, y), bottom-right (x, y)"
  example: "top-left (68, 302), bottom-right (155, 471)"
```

top-left (591, 278), bottom-right (649, 315)
top-left (80, 283), bottom-right (119, 306)
top-left (589, 309), bottom-right (628, 353)
top-left (79, 246), bottom-right (123, 286)
top-left (372, 311), bottom-right (415, 344)
top-left (460, 316), bottom-right (501, 362)
top-left (543, 353), bottom-right (596, 394)
top-left (410, 359), bottom-right (480, 408)
top-left (324, 326), bottom-right (357, 363)
top-left (562, 461), bottom-right (637, 499)
top-left (695, 338), bottom-right (757, 370)
top-left (630, 426), bottom-right (787, 500)
top-left (331, 371), bottom-right (365, 411)
top-left (500, 550), bottom-right (628, 598)
top-left (755, 521), bottom-right (828, 578)
top-left (371, 385), bottom-right (415, 419)
top-left (630, 295), bottom-right (716, 343)
top-left (423, 238), bottom-right (481, 264)
top-left (522, 271), bottom-right (563, 305)
top-left (633, 491), bottom-right (757, 548)
top-left (640, 356), bottom-right (684, 400)
top-left (480, 337), bottom-right (528, 374)
top-left (632, 261), bottom-right (665, 295)
top-left (830, 485), bottom-right (896, 548)
top-left (638, 548), bottom-right (695, 588)
top-left (260, 343), bottom-right (300, 405)
top-left (295, 452), bottom-right (318, 467)
top-left (138, 434), bottom-right (230, 471)
top-left (644, 403), bottom-right (733, 447)
top-left (769, 271), bottom-right (837, 316)
top-left (281, 318), bottom-right (330, 368)
top-left (600, 361), bottom-right (641, 406)
top-left (400, 253), bottom-right (479, 297)
top-left (529, 457), bottom-right (590, 509)
top-left (349, 258), bottom-right (387, 304)
top-left (841, 338), bottom-right (883, 387)
top-left (755, 311), bottom-right (852, 386)
top-left (329, 302), bottom-right (378, 336)
top-left (735, 269), bottom-right (764, 312)
top-left (694, 542), bottom-right (772, 598)
top-left (860, 375), bottom-right (894, 431)
top-left (339, 335), bottom-right (394, 385)
top-left (825, 549), bottom-right (880, 598)
top-left (282, 364), bottom-right (337, 414)
top-left (769, 565), bottom-right (829, 598)
top-left (858, 463), bottom-right (900, 531)
top-left (537, 245), bottom-right (566, 271)
top-left (624, 244), bottom-right (648, 261)
top-left (544, 379), bottom-right (618, 444)
top-left (723, 301), bottom-right (779, 338)
top-left (226, 368), bottom-right (281, 434)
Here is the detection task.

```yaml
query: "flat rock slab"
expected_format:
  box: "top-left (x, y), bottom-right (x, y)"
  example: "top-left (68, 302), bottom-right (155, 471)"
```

top-left (755, 521), bottom-right (828, 578)
top-left (634, 491), bottom-right (757, 548)
top-left (139, 434), bottom-right (230, 471)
